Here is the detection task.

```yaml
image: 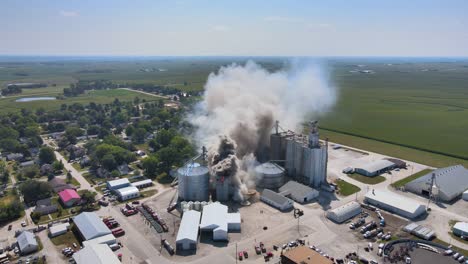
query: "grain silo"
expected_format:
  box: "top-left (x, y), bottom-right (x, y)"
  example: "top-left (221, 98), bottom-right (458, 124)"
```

top-left (255, 162), bottom-right (285, 189)
top-left (177, 163), bottom-right (210, 202)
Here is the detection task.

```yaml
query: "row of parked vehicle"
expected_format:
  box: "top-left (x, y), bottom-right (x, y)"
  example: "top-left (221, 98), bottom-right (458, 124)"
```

top-left (349, 217), bottom-right (392, 241)
top-left (141, 204), bottom-right (168, 232)
top-left (444, 248), bottom-right (466, 263)
top-left (102, 217), bottom-right (125, 237)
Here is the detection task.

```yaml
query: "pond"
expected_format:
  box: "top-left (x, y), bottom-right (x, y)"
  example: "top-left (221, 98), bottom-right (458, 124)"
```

top-left (15, 97), bottom-right (57, 102)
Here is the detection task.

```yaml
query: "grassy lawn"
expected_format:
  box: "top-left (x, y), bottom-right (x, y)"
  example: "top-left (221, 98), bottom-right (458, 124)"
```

top-left (71, 163), bottom-right (86, 171)
top-left (391, 169), bottom-right (433, 188)
top-left (433, 238), bottom-right (468, 256)
top-left (50, 230), bottom-right (80, 247)
top-left (336, 179), bottom-right (361, 196)
top-left (66, 175), bottom-right (81, 187)
top-left (347, 173), bottom-right (386, 185)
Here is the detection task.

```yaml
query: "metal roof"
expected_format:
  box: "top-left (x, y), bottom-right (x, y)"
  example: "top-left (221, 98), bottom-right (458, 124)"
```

top-left (49, 223), bottom-right (70, 235)
top-left (255, 162), bottom-right (284, 175)
top-left (73, 212), bottom-right (111, 240)
top-left (17, 231), bottom-right (37, 251)
top-left (328, 201), bottom-right (361, 218)
top-left (405, 165), bottom-right (468, 199)
top-left (115, 186), bottom-right (139, 196)
top-left (357, 160), bottom-right (395, 173)
top-left (453, 222), bottom-right (468, 234)
top-left (365, 190), bottom-right (426, 215)
top-left (279, 181), bottom-right (318, 201)
top-left (261, 189), bottom-right (292, 206)
top-left (107, 178), bottom-right (130, 188)
top-left (177, 162), bottom-right (209, 177)
top-left (199, 202), bottom-right (228, 232)
top-left (131, 179), bottom-right (153, 188)
top-left (176, 210), bottom-right (201, 243)
top-left (73, 242), bottom-right (120, 264)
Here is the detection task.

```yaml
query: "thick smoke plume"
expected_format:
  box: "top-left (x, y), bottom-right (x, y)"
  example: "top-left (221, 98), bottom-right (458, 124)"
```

top-left (188, 60), bottom-right (336, 201)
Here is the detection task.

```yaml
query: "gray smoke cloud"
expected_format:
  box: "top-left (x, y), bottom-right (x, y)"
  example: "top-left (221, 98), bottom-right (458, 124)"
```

top-left (188, 60), bottom-right (337, 201)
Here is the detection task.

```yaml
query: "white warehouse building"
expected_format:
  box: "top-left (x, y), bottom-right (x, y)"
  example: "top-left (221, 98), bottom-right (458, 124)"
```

top-left (279, 181), bottom-right (319, 203)
top-left (365, 190), bottom-right (426, 219)
top-left (453, 222), bottom-right (468, 237)
top-left (355, 160), bottom-right (395, 177)
top-left (199, 203), bottom-right (241, 241)
top-left (405, 165), bottom-right (468, 202)
top-left (260, 189), bottom-right (294, 211)
top-left (327, 201), bottom-right (362, 223)
top-left (106, 178), bottom-right (130, 191)
top-left (176, 210), bottom-right (201, 251)
top-left (115, 186), bottom-right (140, 201)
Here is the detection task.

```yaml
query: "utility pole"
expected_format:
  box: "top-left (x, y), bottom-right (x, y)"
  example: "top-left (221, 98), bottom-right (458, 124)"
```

top-left (235, 242), bottom-right (238, 264)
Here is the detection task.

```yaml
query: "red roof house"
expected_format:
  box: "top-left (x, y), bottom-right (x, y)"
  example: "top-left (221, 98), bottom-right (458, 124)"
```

top-left (58, 189), bottom-right (81, 207)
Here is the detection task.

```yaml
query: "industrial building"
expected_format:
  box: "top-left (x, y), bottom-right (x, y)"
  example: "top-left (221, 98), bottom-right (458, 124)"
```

top-left (178, 162), bottom-right (210, 202)
top-left (131, 179), bottom-right (153, 189)
top-left (260, 189), bottom-right (294, 211)
top-left (255, 162), bottom-right (285, 189)
top-left (271, 121), bottom-right (328, 188)
top-left (176, 210), bottom-right (201, 251)
top-left (364, 190), bottom-right (426, 219)
top-left (279, 180), bottom-right (319, 203)
top-left (199, 202), bottom-right (241, 241)
top-left (404, 165), bottom-right (468, 202)
top-left (115, 186), bottom-right (140, 201)
top-left (58, 189), bottom-right (81, 207)
top-left (106, 178), bottom-right (130, 191)
top-left (354, 159), bottom-right (396, 177)
top-left (73, 212), bottom-right (112, 241)
top-left (403, 223), bottom-right (436, 240)
top-left (86, 233), bottom-right (117, 245)
top-left (326, 201), bottom-right (362, 223)
top-left (280, 245), bottom-right (333, 264)
top-left (16, 231), bottom-right (38, 255)
top-left (73, 241), bottom-right (120, 264)
top-left (452, 222), bottom-right (468, 238)
top-left (49, 223), bottom-right (70, 238)
top-left (464, 190), bottom-right (468, 201)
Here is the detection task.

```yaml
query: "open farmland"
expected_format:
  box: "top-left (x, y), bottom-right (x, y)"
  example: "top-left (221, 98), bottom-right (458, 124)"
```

top-left (0, 88), bottom-right (162, 112)
top-left (1, 57), bottom-right (468, 165)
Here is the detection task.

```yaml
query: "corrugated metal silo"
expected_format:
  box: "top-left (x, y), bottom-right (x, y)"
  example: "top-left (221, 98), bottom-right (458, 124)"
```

top-left (255, 162), bottom-right (285, 189)
top-left (177, 163), bottom-right (210, 201)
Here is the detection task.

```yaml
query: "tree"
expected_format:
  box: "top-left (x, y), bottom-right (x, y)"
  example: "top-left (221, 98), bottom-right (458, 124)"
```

top-left (20, 180), bottom-right (52, 204)
top-left (101, 154), bottom-right (117, 171)
top-left (31, 211), bottom-right (42, 223)
top-left (20, 166), bottom-right (40, 179)
top-left (142, 156), bottom-right (159, 178)
top-left (39, 147), bottom-right (56, 164)
top-left (80, 190), bottom-right (97, 210)
top-left (47, 174), bottom-right (55, 181)
top-left (132, 128), bottom-right (147, 144)
top-left (52, 160), bottom-right (64, 171)
top-left (66, 171), bottom-right (72, 183)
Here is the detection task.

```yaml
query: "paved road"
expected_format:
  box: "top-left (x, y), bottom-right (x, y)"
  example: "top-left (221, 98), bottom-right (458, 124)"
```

top-left (119, 88), bottom-right (170, 99)
top-left (53, 150), bottom-right (92, 190)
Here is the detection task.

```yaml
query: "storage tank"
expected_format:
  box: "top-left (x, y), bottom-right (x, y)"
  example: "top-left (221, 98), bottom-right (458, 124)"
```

top-left (177, 163), bottom-right (210, 201)
top-left (255, 162), bottom-right (285, 189)
top-left (194, 201), bottom-right (201, 211)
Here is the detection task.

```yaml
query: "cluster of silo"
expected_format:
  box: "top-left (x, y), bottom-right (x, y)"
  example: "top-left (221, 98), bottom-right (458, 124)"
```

top-left (255, 162), bottom-right (285, 189)
top-left (177, 163), bottom-right (210, 202)
top-left (272, 121), bottom-right (328, 188)
top-left (181, 201), bottom-right (211, 213)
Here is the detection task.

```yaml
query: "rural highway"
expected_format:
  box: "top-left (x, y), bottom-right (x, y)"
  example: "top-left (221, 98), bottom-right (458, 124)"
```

top-left (119, 88), bottom-right (170, 99)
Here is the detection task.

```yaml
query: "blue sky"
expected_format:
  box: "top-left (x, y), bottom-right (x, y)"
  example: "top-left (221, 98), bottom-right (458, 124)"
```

top-left (1, 0), bottom-right (467, 56)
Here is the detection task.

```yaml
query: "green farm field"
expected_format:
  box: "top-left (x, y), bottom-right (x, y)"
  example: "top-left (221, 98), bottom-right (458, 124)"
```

top-left (1, 57), bottom-right (468, 165)
top-left (0, 88), bottom-right (162, 112)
